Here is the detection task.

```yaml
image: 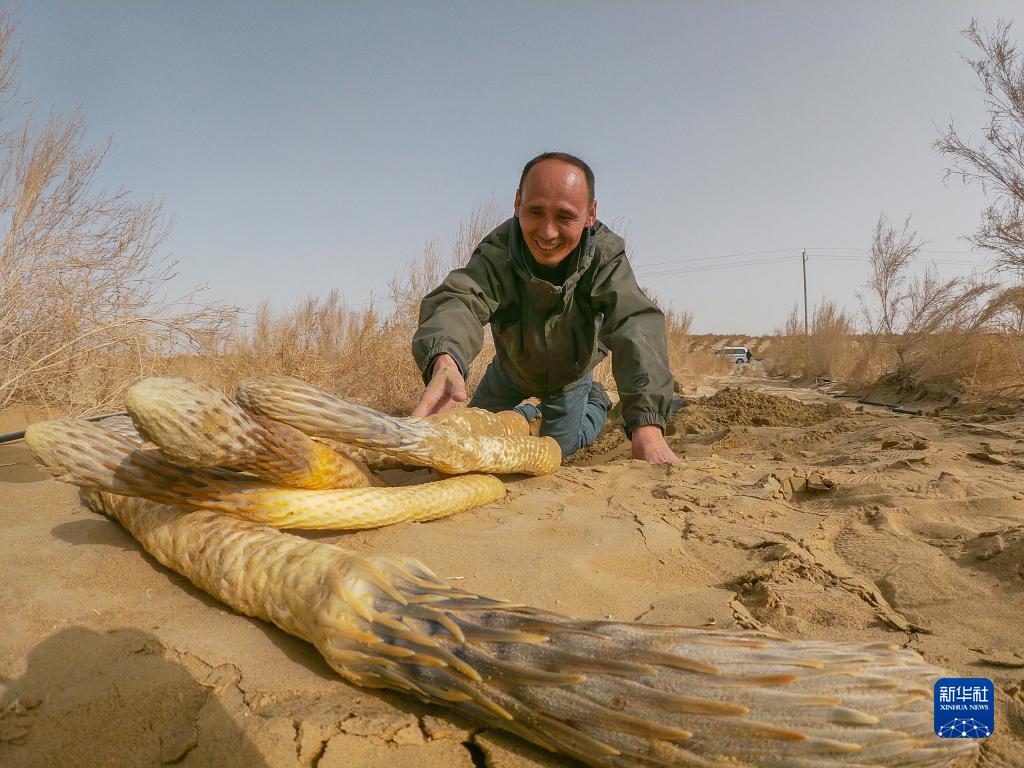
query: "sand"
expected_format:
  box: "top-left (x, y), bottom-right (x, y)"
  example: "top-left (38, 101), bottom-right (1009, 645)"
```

top-left (1, 375), bottom-right (1023, 767)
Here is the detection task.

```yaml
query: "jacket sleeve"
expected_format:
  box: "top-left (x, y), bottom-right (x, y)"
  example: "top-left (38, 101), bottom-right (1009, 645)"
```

top-left (411, 250), bottom-right (503, 383)
top-left (591, 249), bottom-right (674, 435)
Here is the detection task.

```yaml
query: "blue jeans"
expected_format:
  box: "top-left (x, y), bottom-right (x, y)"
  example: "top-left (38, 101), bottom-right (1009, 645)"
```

top-left (468, 358), bottom-right (608, 458)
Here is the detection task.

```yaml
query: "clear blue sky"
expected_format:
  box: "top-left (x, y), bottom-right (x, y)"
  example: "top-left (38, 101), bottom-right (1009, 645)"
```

top-left (16, 1), bottom-right (1023, 333)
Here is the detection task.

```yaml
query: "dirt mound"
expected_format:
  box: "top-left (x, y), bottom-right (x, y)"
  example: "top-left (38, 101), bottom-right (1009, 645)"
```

top-left (960, 526), bottom-right (1024, 582)
top-left (567, 387), bottom-right (841, 465)
top-left (690, 387), bottom-right (839, 428)
top-left (932, 394), bottom-right (1024, 423)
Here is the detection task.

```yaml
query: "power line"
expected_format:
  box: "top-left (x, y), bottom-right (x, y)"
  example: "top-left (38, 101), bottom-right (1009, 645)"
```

top-left (637, 255), bottom-right (799, 277)
top-left (636, 248), bottom-right (798, 269)
top-left (805, 246), bottom-right (979, 256)
top-left (809, 254), bottom-right (994, 266)
top-left (634, 251), bottom-right (996, 278)
top-left (634, 245), bottom-right (987, 271)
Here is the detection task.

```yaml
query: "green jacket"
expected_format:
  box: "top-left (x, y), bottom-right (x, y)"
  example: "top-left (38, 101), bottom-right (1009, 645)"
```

top-left (412, 217), bottom-right (673, 434)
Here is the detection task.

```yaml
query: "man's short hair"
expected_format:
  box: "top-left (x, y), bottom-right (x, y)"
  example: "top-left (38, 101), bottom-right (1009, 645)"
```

top-left (519, 152), bottom-right (595, 203)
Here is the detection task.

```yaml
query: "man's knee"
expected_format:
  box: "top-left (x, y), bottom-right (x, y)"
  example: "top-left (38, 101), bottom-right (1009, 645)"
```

top-left (544, 383), bottom-right (610, 458)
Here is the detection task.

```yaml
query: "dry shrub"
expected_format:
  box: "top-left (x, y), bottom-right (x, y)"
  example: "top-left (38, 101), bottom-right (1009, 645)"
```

top-left (201, 291), bottom-right (420, 411)
top-left (993, 285), bottom-right (1024, 391)
top-left (933, 20), bottom-right (1024, 397)
top-left (663, 308), bottom-right (693, 368)
top-left (0, 13), bottom-right (233, 417)
top-left (211, 201), bottom-right (503, 414)
top-left (766, 306), bottom-right (809, 379)
top-left (944, 285), bottom-right (1024, 396)
top-left (806, 301), bottom-right (858, 380)
top-left (765, 302), bottom-right (857, 381)
top-left (859, 214), bottom-right (1010, 394)
top-left (768, 212), bottom-right (1023, 397)
top-left (937, 20), bottom-right (1024, 272)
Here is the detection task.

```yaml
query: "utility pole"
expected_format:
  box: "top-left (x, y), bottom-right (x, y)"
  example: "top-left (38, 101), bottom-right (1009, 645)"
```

top-left (801, 249), bottom-right (808, 334)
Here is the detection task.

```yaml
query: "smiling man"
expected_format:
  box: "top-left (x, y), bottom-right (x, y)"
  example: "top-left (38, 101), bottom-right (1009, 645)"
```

top-left (411, 152), bottom-right (677, 463)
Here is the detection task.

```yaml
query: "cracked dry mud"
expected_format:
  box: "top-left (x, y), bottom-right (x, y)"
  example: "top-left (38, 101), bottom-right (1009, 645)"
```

top-left (2, 376), bottom-right (1023, 767)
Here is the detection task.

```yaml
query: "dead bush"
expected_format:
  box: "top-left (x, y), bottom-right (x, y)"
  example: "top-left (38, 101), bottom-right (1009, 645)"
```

top-left (858, 214), bottom-right (1004, 393)
top-left (766, 302), bottom-right (857, 381)
top-left (765, 306), bottom-right (806, 378)
top-left (934, 20), bottom-right (1024, 396)
top-left (937, 20), bottom-right (1024, 272)
top-left (957, 285), bottom-right (1024, 395)
top-left (805, 301), bottom-right (857, 379)
top-left (0, 12), bottom-right (234, 417)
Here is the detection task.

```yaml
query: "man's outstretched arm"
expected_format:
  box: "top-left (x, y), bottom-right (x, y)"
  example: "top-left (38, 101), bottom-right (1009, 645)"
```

top-left (411, 233), bottom-right (507, 416)
top-left (590, 236), bottom-right (676, 463)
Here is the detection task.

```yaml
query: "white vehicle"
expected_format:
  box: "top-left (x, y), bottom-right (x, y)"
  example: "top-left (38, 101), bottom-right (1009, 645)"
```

top-left (714, 346), bottom-right (752, 364)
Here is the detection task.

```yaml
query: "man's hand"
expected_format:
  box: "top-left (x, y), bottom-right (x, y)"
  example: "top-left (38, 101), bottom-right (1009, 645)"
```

top-left (630, 424), bottom-right (677, 463)
top-left (411, 354), bottom-right (468, 417)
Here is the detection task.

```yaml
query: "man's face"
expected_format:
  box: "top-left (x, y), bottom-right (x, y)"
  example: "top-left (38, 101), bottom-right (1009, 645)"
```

top-left (515, 159), bottom-right (597, 267)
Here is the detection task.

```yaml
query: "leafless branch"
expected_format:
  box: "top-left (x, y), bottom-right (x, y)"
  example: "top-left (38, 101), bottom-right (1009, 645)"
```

top-left (937, 19), bottom-right (1024, 272)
